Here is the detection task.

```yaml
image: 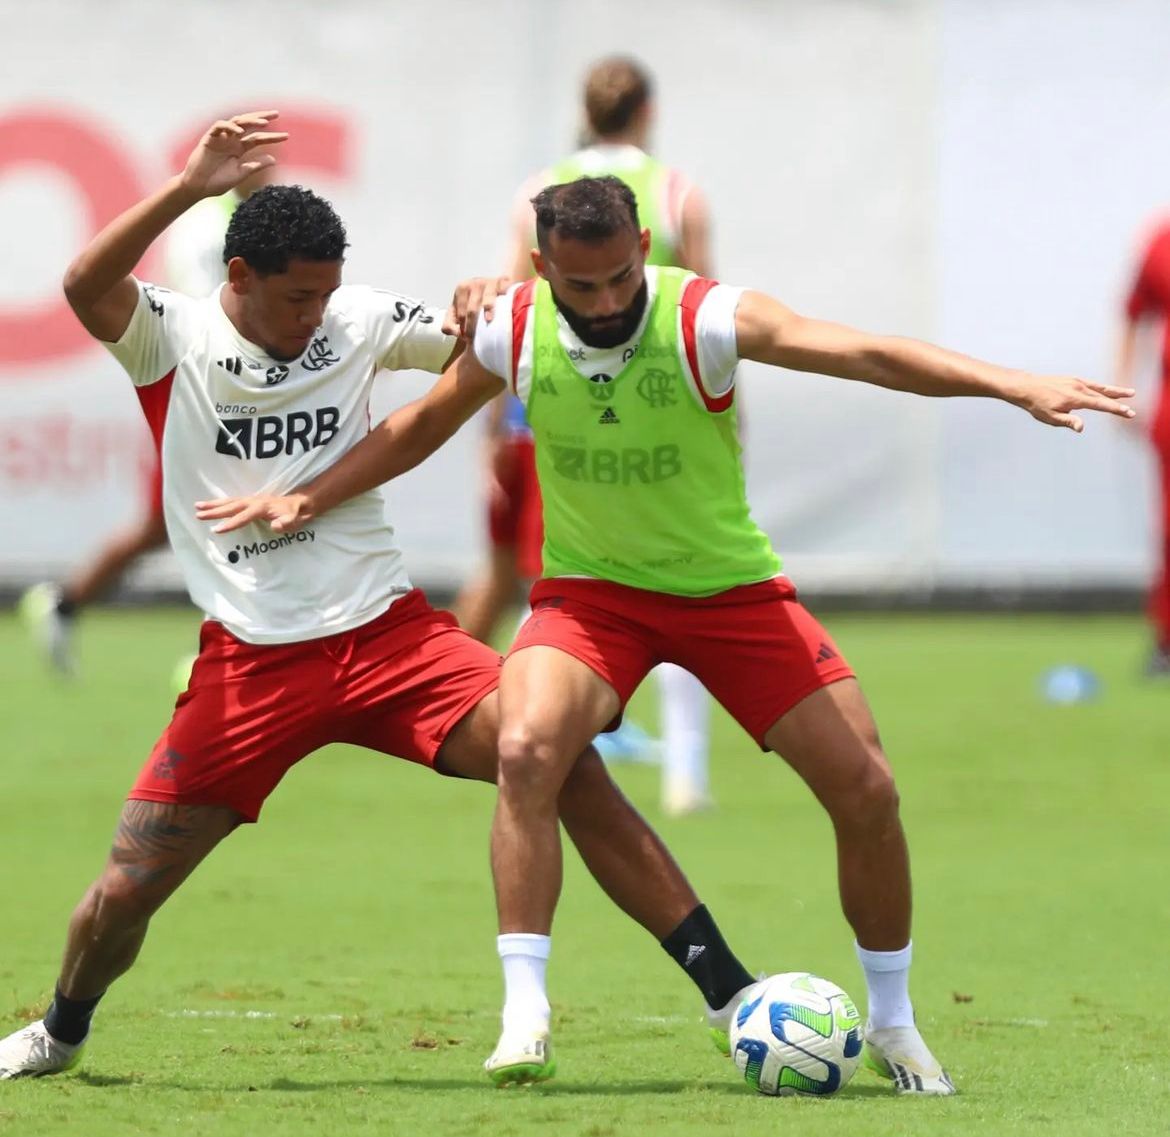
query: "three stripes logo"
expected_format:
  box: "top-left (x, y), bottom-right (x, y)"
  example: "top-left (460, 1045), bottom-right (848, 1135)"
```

top-left (815, 642), bottom-right (838, 664)
top-left (216, 357), bottom-right (243, 376)
top-left (887, 1061), bottom-right (952, 1094)
top-left (598, 407), bottom-right (620, 425)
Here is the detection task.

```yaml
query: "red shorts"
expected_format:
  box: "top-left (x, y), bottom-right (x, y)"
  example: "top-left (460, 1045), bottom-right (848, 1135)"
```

top-left (132, 591), bottom-right (501, 821)
top-left (488, 437), bottom-right (543, 579)
top-left (512, 577), bottom-right (855, 748)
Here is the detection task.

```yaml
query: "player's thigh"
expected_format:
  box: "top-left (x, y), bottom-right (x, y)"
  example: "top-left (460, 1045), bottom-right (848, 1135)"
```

top-left (670, 581), bottom-right (855, 749)
top-left (499, 646), bottom-right (621, 768)
top-left (433, 689), bottom-right (500, 783)
top-left (136, 626), bottom-right (332, 823)
top-left (343, 595), bottom-right (503, 776)
top-left (97, 799), bottom-right (243, 915)
top-left (762, 679), bottom-right (895, 816)
top-left (504, 588), bottom-right (657, 764)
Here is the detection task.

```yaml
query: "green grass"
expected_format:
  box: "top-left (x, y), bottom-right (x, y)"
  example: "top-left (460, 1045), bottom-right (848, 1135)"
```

top-left (1, 607), bottom-right (1168, 1136)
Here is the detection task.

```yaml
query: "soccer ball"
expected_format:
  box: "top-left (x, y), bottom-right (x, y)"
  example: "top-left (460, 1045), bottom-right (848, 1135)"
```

top-left (729, 972), bottom-right (863, 1096)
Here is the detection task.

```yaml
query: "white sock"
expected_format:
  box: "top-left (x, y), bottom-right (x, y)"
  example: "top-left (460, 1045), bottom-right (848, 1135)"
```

top-left (656, 663), bottom-right (710, 794)
top-left (855, 940), bottom-right (915, 1030)
top-left (498, 933), bottom-right (551, 1035)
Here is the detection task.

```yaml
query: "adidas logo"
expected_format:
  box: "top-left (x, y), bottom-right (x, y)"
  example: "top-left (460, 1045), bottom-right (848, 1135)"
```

top-left (598, 407), bottom-right (620, 425)
top-left (684, 944), bottom-right (706, 967)
top-left (816, 642), bottom-right (838, 663)
top-left (216, 357), bottom-right (243, 376)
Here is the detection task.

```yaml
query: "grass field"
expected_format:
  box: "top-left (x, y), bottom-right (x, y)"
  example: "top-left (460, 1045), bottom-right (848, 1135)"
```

top-left (1, 606), bottom-right (1167, 1136)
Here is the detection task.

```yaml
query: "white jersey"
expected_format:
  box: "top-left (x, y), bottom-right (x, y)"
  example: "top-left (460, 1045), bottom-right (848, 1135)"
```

top-left (105, 280), bottom-right (454, 644)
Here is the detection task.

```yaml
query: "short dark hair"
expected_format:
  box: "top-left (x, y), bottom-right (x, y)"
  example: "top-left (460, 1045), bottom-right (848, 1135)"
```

top-left (223, 184), bottom-right (348, 275)
top-left (583, 56), bottom-right (653, 137)
top-left (532, 176), bottom-right (640, 252)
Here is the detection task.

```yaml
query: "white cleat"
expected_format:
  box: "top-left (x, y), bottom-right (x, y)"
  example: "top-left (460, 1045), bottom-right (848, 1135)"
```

top-left (483, 1028), bottom-right (555, 1086)
top-left (18, 583), bottom-right (76, 677)
top-left (0, 1020), bottom-right (85, 1080)
top-left (706, 975), bottom-right (766, 1056)
top-left (863, 1024), bottom-right (956, 1095)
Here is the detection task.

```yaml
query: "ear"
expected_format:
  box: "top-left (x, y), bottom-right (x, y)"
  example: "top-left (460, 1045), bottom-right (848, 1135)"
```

top-left (640, 228), bottom-right (651, 259)
top-left (225, 256), bottom-right (251, 295)
top-left (531, 249), bottom-right (547, 279)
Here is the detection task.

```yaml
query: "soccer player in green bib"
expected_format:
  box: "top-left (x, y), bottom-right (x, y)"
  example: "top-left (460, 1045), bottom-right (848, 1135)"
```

top-left (198, 177), bottom-right (1135, 1095)
top-left (456, 56), bottom-right (717, 813)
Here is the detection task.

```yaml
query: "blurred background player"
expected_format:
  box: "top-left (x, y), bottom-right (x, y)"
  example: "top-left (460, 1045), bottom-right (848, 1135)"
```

top-left (18, 164), bottom-right (276, 676)
top-left (452, 56), bottom-right (716, 815)
top-left (1116, 217), bottom-right (1170, 676)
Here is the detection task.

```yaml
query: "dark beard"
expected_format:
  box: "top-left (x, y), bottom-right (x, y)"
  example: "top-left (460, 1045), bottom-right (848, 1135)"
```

top-left (552, 278), bottom-right (648, 349)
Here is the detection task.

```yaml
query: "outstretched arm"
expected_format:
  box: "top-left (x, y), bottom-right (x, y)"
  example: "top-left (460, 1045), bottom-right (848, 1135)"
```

top-left (64, 111), bottom-right (286, 343)
top-left (196, 350), bottom-right (507, 533)
top-left (734, 291), bottom-right (1136, 432)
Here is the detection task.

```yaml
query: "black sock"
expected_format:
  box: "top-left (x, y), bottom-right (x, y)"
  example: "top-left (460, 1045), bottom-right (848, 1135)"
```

top-left (43, 985), bottom-right (103, 1045)
top-left (660, 904), bottom-right (754, 1009)
top-left (55, 596), bottom-right (77, 619)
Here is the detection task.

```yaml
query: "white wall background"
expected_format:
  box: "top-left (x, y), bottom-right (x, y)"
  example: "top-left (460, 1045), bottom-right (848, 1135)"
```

top-left (936, 0), bottom-right (1170, 587)
top-left (0, 0), bottom-right (1162, 595)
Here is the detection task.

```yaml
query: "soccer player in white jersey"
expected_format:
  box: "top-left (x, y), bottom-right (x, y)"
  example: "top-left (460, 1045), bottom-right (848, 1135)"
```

top-left (19, 164), bottom-right (277, 677)
top-left (199, 176), bottom-right (1136, 1092)
top-left (0, 113), bottom-right (768, 1081)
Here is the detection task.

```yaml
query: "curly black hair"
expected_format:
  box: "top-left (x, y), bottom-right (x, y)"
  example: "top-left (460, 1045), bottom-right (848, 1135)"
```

top-left (532, 175), bottom-right (640, 252)
top-left (223, 184), bottom-right (348, 275)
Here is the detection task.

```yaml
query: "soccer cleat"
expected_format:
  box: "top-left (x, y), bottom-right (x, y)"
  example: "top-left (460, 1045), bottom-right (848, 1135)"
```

top-left (863, 1024), bottom-right (956, 1095)
top-left (483, 1029), bottom-right (556, 1086)
top-left (18, 583), bottom-right (76, 677)
top-left (0, 1020), bottom-right (85, 1080)
top-left (706, 975), bottom-right (767, 1056)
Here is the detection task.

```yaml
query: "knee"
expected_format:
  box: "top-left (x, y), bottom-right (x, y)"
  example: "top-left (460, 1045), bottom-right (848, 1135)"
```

top-left (80, 870), bottom-right (163, 928)
top-left (497, 723), bottom-right (570, 803)
top-left (828, 749), bottom-right (901, 833)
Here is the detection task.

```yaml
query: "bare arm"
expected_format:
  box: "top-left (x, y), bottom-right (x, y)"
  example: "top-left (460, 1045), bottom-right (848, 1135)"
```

top-left (64, 179), bottom-right (202, 342)
top-left (63, 111), bottom-right (286, 344)
top-left (196, 350), bottom-right (507, 533)
top-left (734, 290), bottom-right (1136, 432)
top-left (675, 186), bottom-right (713, 278)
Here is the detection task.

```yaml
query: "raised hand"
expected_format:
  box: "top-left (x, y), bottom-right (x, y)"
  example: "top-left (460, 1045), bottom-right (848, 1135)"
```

top-left (195, 492), bottom-right (312, 535)
top-left (1017, 376), bottom-right (1136, 433)
top-left (443, 275), bottom-right (512, 338)
top-left (180, 111), bottom-right (288, 199)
